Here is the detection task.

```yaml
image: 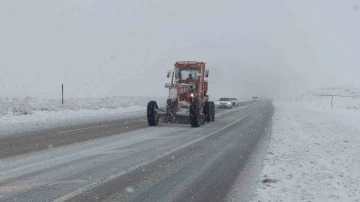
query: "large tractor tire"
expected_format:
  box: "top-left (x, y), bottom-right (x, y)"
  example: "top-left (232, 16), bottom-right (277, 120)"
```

top-left (190, 102), bottom-right (201, 127)
top-left (204, 101), bottom-right (211, 123)
top-left (147, 101), bottom-right (159, 126)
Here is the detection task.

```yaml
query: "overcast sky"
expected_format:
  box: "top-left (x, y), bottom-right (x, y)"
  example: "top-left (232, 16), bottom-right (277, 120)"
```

top-left (0, 0), bottom-right (359, 99)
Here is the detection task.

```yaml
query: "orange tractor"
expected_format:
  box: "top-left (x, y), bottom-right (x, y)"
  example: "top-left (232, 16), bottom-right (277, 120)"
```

top-left (147, 61), bottom-right (215, 127)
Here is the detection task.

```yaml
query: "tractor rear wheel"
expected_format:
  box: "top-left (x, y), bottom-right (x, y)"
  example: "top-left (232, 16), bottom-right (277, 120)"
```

top-left (147, 101), bottom-right (159, 126)
top-left (190, 102), bottom-right (201, 127)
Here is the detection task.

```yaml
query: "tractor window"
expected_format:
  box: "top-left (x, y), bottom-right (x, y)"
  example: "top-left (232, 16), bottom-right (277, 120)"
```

top-left (176, 69), bottom-right (200, 82)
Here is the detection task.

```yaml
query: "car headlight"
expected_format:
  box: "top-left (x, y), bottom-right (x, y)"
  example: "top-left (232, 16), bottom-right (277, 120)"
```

top-left (190, 93), bottom-right (194, 98)
top-left (227, 102), bottom-right (231, 105)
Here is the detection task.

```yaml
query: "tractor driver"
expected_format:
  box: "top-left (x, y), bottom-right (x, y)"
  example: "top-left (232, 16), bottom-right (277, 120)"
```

top-left (186, 73), bottom-right (194, 82)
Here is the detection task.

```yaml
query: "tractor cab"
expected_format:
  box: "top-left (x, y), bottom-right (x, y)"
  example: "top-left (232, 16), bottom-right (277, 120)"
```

top-left (166, 61), bottom-right (209, 101)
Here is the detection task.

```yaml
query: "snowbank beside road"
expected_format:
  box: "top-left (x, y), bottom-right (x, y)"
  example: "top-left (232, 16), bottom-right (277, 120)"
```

top-left (0, 96), bottom-right (165, 136)
top-left (0, 96), bottom-right (164, 116)
top-left (252, 101), bottom-right (360, 202)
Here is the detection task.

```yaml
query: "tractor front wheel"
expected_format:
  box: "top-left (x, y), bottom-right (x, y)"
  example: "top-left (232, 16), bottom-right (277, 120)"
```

top-left (147, 101), bottom-right (159, 126)
top-left (190, 102), bottom-right (201, 127)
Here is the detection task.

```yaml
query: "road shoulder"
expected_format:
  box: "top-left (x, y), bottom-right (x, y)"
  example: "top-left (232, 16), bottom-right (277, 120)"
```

top-left (250, 101), bottom-right (360, 202)
top-left (224, 102), bottom-right (274, 202)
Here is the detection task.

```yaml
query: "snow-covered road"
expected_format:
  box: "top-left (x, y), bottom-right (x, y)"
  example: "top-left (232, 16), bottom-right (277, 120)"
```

top-left (0, 102), bottom-right (252, 159)
top-left (0, 101), bottom-right (273, 202)
top-left (251, 101), bottom-right (360, 202)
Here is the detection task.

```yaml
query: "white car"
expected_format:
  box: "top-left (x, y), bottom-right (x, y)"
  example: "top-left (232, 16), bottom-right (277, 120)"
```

top-left (217, 98), bottom-right (233, 108)
top-left (230, 98), bottom-right (239, 106)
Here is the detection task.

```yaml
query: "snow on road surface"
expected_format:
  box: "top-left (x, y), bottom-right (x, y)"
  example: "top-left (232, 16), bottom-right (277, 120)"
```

top-left (251, 101), bottom-right (360, 202)
top-left (0, 96), bottom-right (165, 136)
top-left (0, 102), bottom-right (270, 202)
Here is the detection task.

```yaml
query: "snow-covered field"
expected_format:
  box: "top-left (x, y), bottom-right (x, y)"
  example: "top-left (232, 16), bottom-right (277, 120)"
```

top-left (0, 96), bottom-right (165, 136)
top-left (251, 101), bottom-right (360, 202)
top-left (294, 86), bottom-right (360, 110)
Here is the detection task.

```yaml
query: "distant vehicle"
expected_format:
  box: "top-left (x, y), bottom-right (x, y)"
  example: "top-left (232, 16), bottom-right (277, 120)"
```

top-left (252, 97), bottom-right (258, 101)
top-left (217, 98), bottom-right (233, 108)
top-left (230, 98), bottom-right (239, 106)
